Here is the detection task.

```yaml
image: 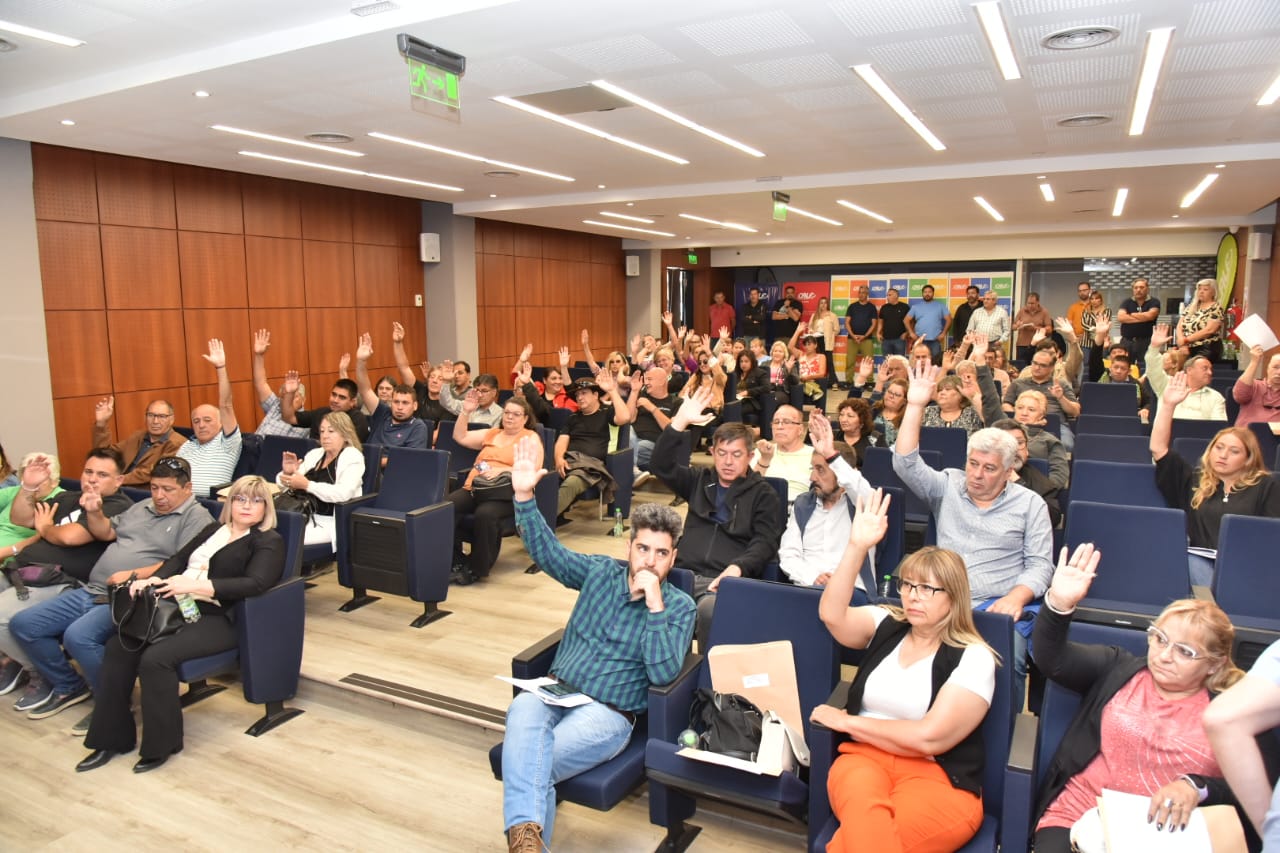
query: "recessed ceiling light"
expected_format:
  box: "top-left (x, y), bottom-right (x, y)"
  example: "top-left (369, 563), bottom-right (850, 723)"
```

top-left (493, 95), bottom-right (689, 165)
top-left (1036, 175), bottom-right (1046, 180)
top-left (1130, 27), bottom-right (1175, 135)
top-left (973, 2), bottom-right (1022, 81)
top-left (1112, 188), bottom-right (1128, 217)
top-left (582, 219), bottom-right (675, 237)
top-left (590, 80), bottom-right (765, 157)
top-left (60, 119), bottom-right (75, 126)
top-left (213, 125), bottom-right (364, 157)
top-left (765, 232), bottom-right (772, 236)
top-left (238, 151), bottom-right (463, 192)
top-left (193, 90), bottom-right (210, 98)
top-left (1172, 214), bottom-right (1180, 219)
top-left (489, 193), bottom-right (497, 198)
top-left (1180, 173), bottom-right (1218, 208)
top-left (597, 184), bottom-right (606, 189)
top-left (0, 19), bottom-right (84, 47)
top-left (678, 213), bottom-right (758, 233)
top-left (626, 202), bottom-right (634, 207)
top-left (783, 205), bottom-right (843, 227)
top-left (1214, 163), bottom-right (1226, 169)
top-left (600, 211), bottom-right (655, 224)
top-left (836, 200), bottom-right (893, 224)
top-left (974, 196), bottom-right (1005, 222)
top-left (1057, 114), bottom-right (1112, 127)
top-left (1042, 25), bottom-right (1120, 50)
top-left (1257, 71), bottom-right (1280, 106)
top-left (851, 64), bottom-right (946, 151)
top-left (350, 0), bottom-right (399, 16)
top-left (368, 131), bottom-right (574, 182)
top-left (1039, 183), bottom-right (1055, 202)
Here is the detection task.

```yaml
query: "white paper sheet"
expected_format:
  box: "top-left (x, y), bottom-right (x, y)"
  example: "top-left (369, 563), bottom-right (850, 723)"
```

top-left (494, 675), bottom-right (593, 707)
top-left (1098, 789), bottom-right (1212, 852)
top-left (1233, 314), bottom-right (1279, 351)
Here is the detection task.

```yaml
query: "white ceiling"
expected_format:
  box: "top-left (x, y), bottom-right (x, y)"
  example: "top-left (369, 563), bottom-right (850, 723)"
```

top-left (1, 0), bottom-right (1278, 250)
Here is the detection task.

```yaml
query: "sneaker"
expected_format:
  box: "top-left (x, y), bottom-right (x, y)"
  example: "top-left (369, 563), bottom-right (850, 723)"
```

top-left (0, 659), bottom-right (25, 695)
top-left (13, 675), bottom-right (53, 712)
top-left (507, 822), bottom-right (544, 853)
top-left (634, 471), bottom-right (653, 488)
top-left (69, 710), bottom-right (93, 737)
top-left (449, 566), bottom-right (477, 586)
top-left (27, 685), bottom-right (91, 720)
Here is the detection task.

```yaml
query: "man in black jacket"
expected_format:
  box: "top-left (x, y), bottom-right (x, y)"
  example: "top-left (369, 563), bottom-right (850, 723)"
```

top-left (652, 385), bottom-right (783, 648)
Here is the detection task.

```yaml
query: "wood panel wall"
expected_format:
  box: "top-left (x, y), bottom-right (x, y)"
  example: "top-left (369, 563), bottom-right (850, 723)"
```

top-left (474, 220), bottom-right (627, 379)
top-left (32, 144), bottom-right (425, 469)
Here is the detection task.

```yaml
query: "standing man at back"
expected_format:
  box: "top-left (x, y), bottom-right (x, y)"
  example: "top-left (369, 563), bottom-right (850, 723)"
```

top-left (1013, 293), bottom-right (1053, 364)
top-left (709, 291), bottom-right (736, 339)
top-left (878, 287), bottom-right (911, 357)
top-left (904, 284), bottom-right (950, 364)
top-left (1117, 277), bottom-right (1161, 360)
top-left (740, 288), bottom-right (767, 341)
top-left (951, 286), bottom-right (981, 349)
top-left (771, 286), bottom-right (803, 345)
top-left (843, 284), bottom-right (878, 388)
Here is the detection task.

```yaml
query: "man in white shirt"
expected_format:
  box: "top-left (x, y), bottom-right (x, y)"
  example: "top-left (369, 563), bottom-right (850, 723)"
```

top-left (778, 413), bottom-right (875, 593)
top-left (965, 291), bottom-right (1011, 345)
top-left (1145, 325), bottom-right (1227, 421)
top-left (751, 405), bottom-right (811, 502)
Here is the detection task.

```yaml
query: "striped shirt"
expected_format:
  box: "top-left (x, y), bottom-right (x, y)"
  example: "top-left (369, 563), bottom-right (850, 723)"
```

top-left (515, 498), bottom-right (695, 712)
top-left (178, 428), bottom-right (242, 498)
top-left (891, 446), bottom-right (1053, 603)
top-left (255, 394), bottom-right (310, 439)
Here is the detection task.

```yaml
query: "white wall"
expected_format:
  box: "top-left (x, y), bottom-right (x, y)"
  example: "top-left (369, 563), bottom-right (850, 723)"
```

top-left (0, 138), bottom-right (56, 464)
top-left (625, 249), bottom-right (662, 340)
top-left (422, 201), bottom-right (478, 366)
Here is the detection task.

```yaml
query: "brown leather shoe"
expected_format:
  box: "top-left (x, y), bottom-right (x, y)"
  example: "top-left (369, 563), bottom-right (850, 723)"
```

top-left (507, 821), bottom-right (543, 853)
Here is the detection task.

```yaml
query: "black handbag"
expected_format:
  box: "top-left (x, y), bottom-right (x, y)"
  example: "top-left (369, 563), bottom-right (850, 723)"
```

top-left (471, 472), bottom-right (514, 502)
top-left (110, 584), bottom-right (186, 651)
top-left (687, 688), bottom-right (764, 761)
top-left (273, 488), bottom-right (319, 526)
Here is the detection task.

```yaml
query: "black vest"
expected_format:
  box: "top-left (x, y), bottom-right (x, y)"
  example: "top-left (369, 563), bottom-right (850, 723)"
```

top-left (843, 616), bottom-right (986, 795)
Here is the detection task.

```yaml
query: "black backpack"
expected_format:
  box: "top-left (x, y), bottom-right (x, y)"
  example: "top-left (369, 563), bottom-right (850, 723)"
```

top-left (687, 688), bottom-right (764, 761)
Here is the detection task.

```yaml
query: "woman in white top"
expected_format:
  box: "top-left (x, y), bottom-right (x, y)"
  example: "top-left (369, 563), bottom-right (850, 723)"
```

top-left (812, 490), bottom-right (998, 853)
top-left (276, 411), bottom-right (364, 548)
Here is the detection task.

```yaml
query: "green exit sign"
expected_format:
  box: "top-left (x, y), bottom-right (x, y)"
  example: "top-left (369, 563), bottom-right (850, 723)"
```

top-left (687, 253), bottom-right (698, 264)
top-left (408, 57), bottom-right (460, 110)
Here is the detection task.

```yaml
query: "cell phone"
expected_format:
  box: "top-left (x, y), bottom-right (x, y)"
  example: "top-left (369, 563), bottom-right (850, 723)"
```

top-left (539, 682), bottom-right (579, 698)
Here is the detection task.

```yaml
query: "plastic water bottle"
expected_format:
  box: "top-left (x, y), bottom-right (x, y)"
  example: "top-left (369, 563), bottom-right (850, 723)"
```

top-left (178, 594), bottom-right (201, 623)
top-left (877, 574), bottom-right (893, 599)
top-left (613, 508), bottom-right (624, 538)
top-left (677, 728), bottom-right (700, 748)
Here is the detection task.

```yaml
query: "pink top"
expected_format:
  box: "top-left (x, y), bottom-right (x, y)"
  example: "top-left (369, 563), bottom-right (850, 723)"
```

top-left (1039, 669), bottom-right (1221, 830)
top-left (1233, 377), bottom-right (1280, 428)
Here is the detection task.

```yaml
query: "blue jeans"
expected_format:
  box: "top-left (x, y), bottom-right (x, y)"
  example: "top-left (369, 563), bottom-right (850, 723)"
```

top-left (502, 691), bottom-right (634, 843)
top-left (9, 587), bottom-right (113, 695)
top-left (881, 338), bottom-right (907, 357)
top-left (1189, 553), bottom-right (1216, 588)
top-left (922, 340), bottom-right (942, 363)
top-left (635, 439), bottom-right (655, 471)
top-left (1058, 422), bottom-right (1075, 454)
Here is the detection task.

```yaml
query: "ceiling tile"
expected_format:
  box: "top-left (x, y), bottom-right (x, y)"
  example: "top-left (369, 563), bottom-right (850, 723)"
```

top-left (1025, 53), bottom-right (1137, 87)
top-left (1170, 38), bottom-right (1280, 73)
top-left (869, 33), bottom-right (986, 73)
top-left (734, 53), bottom-right (850, 88)
top-left (678, 10), bottom-right (814, 56)
top-left (550, 34), bottom-right (681, 75)
top-left (897, 68), bottom-right (1000, 99)
top-left (1184, 0), bottom-right (1280, 39)
top-left (778, 84), bottom-right (875, 111)
top-left (828, 0), bottom-right (969, 37)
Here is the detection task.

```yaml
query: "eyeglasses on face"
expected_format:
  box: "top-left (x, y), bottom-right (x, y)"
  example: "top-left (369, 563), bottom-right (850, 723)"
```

top-left (771, 418), bottom-right (802, 426)
top-left (1146, 625), bottom-right (1204, 661)
top-left (231, 494), bottom-right (266, 506)
top-left (897, 578), bottom-right (946, 600)
top-left (1031, 359), bottom-right (1054, 368)
top-left (145, 412), bottom-right (174, 420)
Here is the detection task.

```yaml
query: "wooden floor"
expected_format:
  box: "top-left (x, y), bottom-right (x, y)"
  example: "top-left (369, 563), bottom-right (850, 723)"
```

top-left (1, 474), bottom-right (809, 851)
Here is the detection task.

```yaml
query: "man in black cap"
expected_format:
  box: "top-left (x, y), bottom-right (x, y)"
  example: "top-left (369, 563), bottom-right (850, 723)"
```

top-left (553, 374), bottom-right (631, 516)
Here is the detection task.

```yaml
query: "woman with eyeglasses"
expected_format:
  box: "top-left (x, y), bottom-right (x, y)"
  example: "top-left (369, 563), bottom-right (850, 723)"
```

top-left (77, 475), bottom-right (285, 773)
top-left (444, 393), bottom-right (540, 585)
top-left (580, 329), bottom-right (630, 386)
top-left (1150, 372), bottom-right (1280, 588)
top-left (276, 411), bottom-right (365, 549)
top-left (812, 490), bottom-right (1000, 853)
top-left (873, 378), bottom-right (909, 448)
top-left (680, 347), bottom-right (727, 451)
top-left (1030, 543), bottom-right (1269, 853)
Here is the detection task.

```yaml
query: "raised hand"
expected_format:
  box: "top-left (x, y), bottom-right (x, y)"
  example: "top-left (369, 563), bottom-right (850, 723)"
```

top-left (519, 343), bottom-right (533, 364)
top-left (755, 439), bottom-right (776, 465)
top-left (339, 352), bottom-right (351, 373)
top-left (202, 338), bottom-right (226, 369)
top-left (510, 434), bottom-right (547, 501)
top-left (855, 356), bottom-right (874, 384)
top-left (905, 362), bottom-right (940, 407)
top-left (718, 325), bottom-right (730, 339)
top-left (662, 310), bottom-right (674, 327)
top-left (1163, 370), bottom-right (1192, 406)
top-left (809, 410), bottom-right (835, 457)
top-left (630, 333), bottom-right (642, 355)
top-left (391, 321), bottom-right (405, 343)
top-left (580, 329), bottom-right (590, 346)
top-left (281, 450), bottom-right (299, 475)
top-left (969, 332), bottom-right (989, 362)
top-left (253, 329), bottom-right (271, 355)
top-left (20, 455), bottom-right (52, 490)
top-left (461, 388), bottom-right (480, 413)
top-left (1151, 323), bottom-right (1173, 349)
top-left (95, 395), bottom-right (115, 425)
top-left (940, 348), bottom-right (957, 374)
top-left (515, 362), bottom-right (533, 386)
top-left (596, 371), bottom-right (616, 394)
top-left (1047, 543), bottom-right (1101, 611)
top-left (356, 333), bottom-right (373, 362)
top-left (1031, 327), bottom-right (1047, 345)
top-left (849, 489), bottom-right (890, 551)
top-left (629, 370), bottom-right (644, 393)
top-left (418, 361), bottom-right (432, 379)
top-left (674, 384), bottom-right (716, 428)
top-left (1050, 380), bottom-right (1065, 400)
top-left (875, 358), bottom-right (891, 384)
top-left (558, 346), bottom-right (570, 367)
top-left (282, 371), bottom-right (300, 395)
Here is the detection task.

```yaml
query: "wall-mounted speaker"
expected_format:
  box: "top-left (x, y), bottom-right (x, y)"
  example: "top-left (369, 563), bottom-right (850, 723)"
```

top-left (625, 255), bottom-right (640, 277)
top-left (1247, 230), bottom-right (1272, 261)
top-left (419, 232), bottom-right (441, 263)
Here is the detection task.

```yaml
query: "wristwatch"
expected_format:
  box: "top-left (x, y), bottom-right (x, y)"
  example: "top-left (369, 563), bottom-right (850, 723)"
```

top-left (1179, 774), bottom-right (1209, 803)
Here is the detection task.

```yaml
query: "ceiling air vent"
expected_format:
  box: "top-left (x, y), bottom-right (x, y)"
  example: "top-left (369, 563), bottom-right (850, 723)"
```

top-left (306, 132), bottom-right (355, 144)
top-left (1057, 114), bottom-right (1112, 127)
top-left (1042, 26), bottom-right (1120, 50)
top-left (0, 38), bottom-right (16, 52)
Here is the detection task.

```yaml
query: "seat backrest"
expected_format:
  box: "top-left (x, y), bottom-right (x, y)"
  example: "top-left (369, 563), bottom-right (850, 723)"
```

top-left (720, 400), bottom-right (743, 426)
top-left (1042, 412), bottom-right (1061, 439)
top-left (1170, 418), bottom-right (1228, 442)
top-left (1171, 436), bottom-right (1210, 467)
top-left (861, 446), bottom-right (942, 523)
top-left (1245, 422), bottom-right (1276, 470)
top-left (703, 579), bottom-right (838, 744)
top-left (1214, 514), bottom-right (1280, 620)
top-left (972, 609), bottom-right (1016, 821)
top-left (1026, 457), bottom-right (1050, 477)
top-left (362, 442), bottom-right (382, 493)
top-left (433, 423), bottom-right (479, 474)
top-left (876, 485), bottom-right (907, 582)
top-left (918, 427), bottom-right (967, 469)
top-left (764, 476), bottom-right (790, 527)
top-left (1079, 382), bottom-right (1141, 417)
top-left (273, 508), bottom-right (305, 580)
top-left (258, 435), bottom-right (319, 481)
top-left (1075, 413), bottom-right (1144, 437)
top-left (378, 447), bottom-right (450, 508)
top-left (1065, 501), bottom-right (1190, 606)
top-left (1066, 460), bottom-right (1164, 511)
top-left (1072, 433), bottom-right (1151, 464)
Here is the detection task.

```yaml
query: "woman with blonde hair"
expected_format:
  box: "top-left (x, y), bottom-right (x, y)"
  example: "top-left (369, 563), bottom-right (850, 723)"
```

top-left (813, 490), bottom-right (999, 853)
top-left (1151, 372), bottom-right (1280, 587)
top-left (77, 474), bottom-right (285, 773)
top-left (1031, 543), bottom-right (1267, 853)
top-left (276, 411), bottom-right (364, 549)
top-left (810, 297), bottom-right (840, 381)
top-left (1177, 278), bottom-right (1225, 361)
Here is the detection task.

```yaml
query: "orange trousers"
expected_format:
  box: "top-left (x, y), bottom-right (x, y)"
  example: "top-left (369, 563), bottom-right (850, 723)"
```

top-left (827, 742), bottom-right (983, 853)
